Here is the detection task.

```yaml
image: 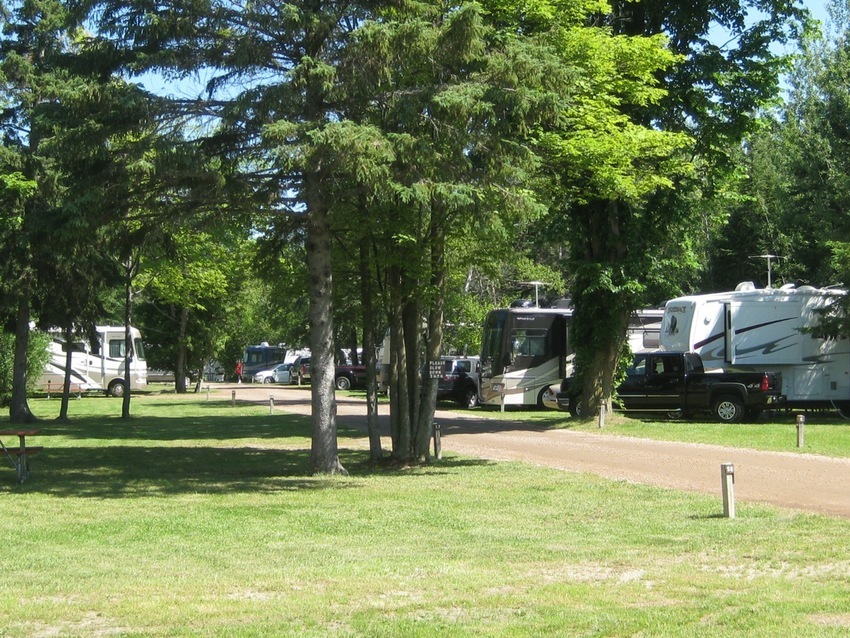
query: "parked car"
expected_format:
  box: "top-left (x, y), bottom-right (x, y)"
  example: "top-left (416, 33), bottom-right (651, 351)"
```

top-left (437, 356), bottom-right (480, 408)
top-left (334, 365), bottom-right (367, 390)
top-left (253, 362), bottom-right (294, 384)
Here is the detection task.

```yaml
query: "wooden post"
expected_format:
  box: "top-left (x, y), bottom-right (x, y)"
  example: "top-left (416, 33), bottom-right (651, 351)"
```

top-left (796, 414), bottom-right (805, 448)
top-left (433, 422), bottom-right (442, 460)
top-left (598, 401), bottom-right (606, 429)
top-left (269, 395), bottom-right (274, 414)
top-left (231, 390), bottom-right (236, 407)
top-left (721, 463), bottom-right (736, 518)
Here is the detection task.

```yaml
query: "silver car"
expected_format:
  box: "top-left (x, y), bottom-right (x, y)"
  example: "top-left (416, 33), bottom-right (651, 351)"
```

top-left (253, 362), bottom-right (294, 384)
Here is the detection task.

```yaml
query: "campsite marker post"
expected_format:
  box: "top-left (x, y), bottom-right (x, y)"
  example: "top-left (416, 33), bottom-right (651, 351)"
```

top-left (721, 463), bottom-right (736, 518)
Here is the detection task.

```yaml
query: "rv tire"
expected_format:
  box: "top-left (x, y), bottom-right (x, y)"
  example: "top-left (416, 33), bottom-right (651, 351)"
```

top-left (712, 394), bottom-right (744, 423)
top-left (107, 380), bottom-right (126, 398)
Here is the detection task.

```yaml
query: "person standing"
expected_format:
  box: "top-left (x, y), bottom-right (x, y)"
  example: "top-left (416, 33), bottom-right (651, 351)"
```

top-left (236, 359), bottom-right (243, 384)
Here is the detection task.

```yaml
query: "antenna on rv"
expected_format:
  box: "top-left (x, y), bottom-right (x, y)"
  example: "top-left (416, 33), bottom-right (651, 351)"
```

top-left (748, 254), bottom-right (782, 288)
top-left (518, 281), bottom-right (546, 307)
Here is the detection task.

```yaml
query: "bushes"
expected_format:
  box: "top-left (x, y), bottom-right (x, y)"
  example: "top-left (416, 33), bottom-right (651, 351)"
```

top-left (0, 331), bottom-right (50, 407)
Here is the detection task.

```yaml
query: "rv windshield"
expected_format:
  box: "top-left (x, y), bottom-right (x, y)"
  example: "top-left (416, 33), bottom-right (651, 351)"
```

top-left (134, 338), bottom-right (146, 361)
top-left (480, 310), bottom-right (507, 367)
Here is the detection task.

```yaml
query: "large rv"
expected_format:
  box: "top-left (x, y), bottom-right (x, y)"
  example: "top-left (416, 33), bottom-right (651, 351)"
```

top-left (660, 282), bottom-right (850, 411)
top-left (39, 325), bottom-right (147, 397)
top-left (479, 305), bottom-right (664, 407)
top-left (241, 343), bottom-right (288, 379)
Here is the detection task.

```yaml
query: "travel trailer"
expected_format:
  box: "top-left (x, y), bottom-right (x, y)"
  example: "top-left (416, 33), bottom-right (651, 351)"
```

top-left (479, 304), bottom-right (664, 407)
top-left (660, 282), bottom-right (850, 411)
top-left (39, 325), bottom-right (148, 397)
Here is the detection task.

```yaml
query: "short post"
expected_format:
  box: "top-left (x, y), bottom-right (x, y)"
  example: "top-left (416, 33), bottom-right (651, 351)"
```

top-left (500, 391), bottom-right (505, 413)
top-left (206, 385), bottom-right (210, 401)
top-left (796, 414), bottom-right (805, 448)
top-left (433, 422), bottom-right (442, 460)
top-left (231, 389), bottom-right (236, 407)
top-left (598, 401), bottom-right (606, 429)
top-left (46, 381), bottom-right (52, 400)
top-left (721, 463), bottom-right (736, 519)
top-left (269, 395), bottom-right (274, 415)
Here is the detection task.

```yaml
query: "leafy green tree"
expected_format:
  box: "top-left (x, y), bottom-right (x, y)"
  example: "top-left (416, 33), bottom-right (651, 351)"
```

top-left (0, 331), bottom-right (48, 407)
top-left (136, 225), bottom-right (251, 392)
top-left (547, 0), bottom-right (807, 415)
top-left (0, 0), bottom-right (98, 422)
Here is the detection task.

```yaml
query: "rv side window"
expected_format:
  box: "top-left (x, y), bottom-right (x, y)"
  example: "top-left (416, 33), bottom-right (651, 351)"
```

top-left (134, 338), bottom-right (146, 361)
top-left (109, 339), bottom-right (126, 358)
top-left (56, 339), bottom-right (87, 354)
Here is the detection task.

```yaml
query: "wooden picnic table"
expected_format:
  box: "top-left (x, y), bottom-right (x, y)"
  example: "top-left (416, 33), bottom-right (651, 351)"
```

top-left (0, 429), bottom-right (42, 483)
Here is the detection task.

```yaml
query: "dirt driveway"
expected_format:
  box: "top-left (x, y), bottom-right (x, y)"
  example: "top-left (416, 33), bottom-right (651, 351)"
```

top-left (225, 383), bottom-right (850, 519)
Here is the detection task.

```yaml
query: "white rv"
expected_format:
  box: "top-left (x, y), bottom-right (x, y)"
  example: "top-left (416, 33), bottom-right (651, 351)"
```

top-left (660, 282), bottom-right (849, 411)
top-left (39, 326), bottom-right (148, 397)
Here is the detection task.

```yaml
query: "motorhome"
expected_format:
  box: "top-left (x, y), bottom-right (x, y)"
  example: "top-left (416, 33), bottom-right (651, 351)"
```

top-left (39, 325), bottom-right (148, 397)
top-left (241, 343), bottom-right (288, 380)
top-left (479, 304), bottom-right (664, 407)
top-left (660, 282), bottom-right (850, 411)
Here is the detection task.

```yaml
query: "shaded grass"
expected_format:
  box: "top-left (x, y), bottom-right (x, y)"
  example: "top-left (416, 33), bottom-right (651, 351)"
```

top-left (0, 395), bottom-right (848, 636)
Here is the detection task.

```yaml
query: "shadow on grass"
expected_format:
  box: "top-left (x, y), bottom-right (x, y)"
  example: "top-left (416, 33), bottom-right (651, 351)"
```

top-left (0, 442), bottom-right (494, 498)
top-left (36, 412), bottom-right (378, 443)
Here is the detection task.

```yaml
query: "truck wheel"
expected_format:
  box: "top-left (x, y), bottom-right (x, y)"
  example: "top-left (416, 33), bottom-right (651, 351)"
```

top-left (107, 380), bottom-right (125, 398)
top-left (568, 395), bottom-right (586, 418)
top-left (335, 375), bottom-right (351, 391)
top-left (458, 386), bottom-right (478, 408)
top-left (713, 395), bottom-right (744, 423)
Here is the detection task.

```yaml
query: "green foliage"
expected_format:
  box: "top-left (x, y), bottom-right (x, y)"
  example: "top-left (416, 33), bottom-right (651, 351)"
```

top-left (0, 330), bottom-right (49, 407)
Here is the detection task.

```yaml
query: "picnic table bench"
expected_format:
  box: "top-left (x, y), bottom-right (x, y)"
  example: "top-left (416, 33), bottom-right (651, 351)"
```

top-left (0, 429), bottom-right (42, 483)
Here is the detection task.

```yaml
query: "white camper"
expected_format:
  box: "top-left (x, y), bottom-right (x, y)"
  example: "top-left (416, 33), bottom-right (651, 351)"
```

top-left (39, 326), bottom-right (148, 397)
top-left (660, 282), bottom-right (849, 411)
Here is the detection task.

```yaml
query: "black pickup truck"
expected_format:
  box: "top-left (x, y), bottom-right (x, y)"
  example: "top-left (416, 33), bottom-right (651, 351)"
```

top-left (556, 351), bottom-right (784, 423)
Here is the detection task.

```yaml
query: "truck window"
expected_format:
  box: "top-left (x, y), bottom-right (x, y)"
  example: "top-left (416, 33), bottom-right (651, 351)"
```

top-left (652, 355), bottom-right (681, 375)
top-left (627, 355), bottom-right (647, 377)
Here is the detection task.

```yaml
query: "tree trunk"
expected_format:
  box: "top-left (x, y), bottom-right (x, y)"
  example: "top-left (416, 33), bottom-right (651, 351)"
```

top-left (122, 273), bottom-right (133, 419)
top-left (306, 178), bottom-right (346, 475)
top-left (176, 306), bottom-right (189, 394)
top-left (59, 324), bottom-right (74, 421)
top-left (571, 198), bottom-right (634, 416)
top-left (416, 220), bottom-right (446, 461)
top-left (388, 275), bottom-right (410, 459)
top-left (402, 298), bottom-right (421, 459)
top-left (359, 236), bottom-right (383, 462)
top-left (10, 297), bottom-right (36, 424)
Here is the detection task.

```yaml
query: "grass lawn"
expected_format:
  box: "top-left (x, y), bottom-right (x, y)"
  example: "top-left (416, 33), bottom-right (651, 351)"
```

top-left (0, 393), bottom-right (849, 637)
top-left (461, 404), bottom-right (850, 459)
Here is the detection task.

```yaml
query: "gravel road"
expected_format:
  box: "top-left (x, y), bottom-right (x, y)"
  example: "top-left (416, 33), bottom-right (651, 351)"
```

top-left (226, 383), bottom-right (850, 519)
